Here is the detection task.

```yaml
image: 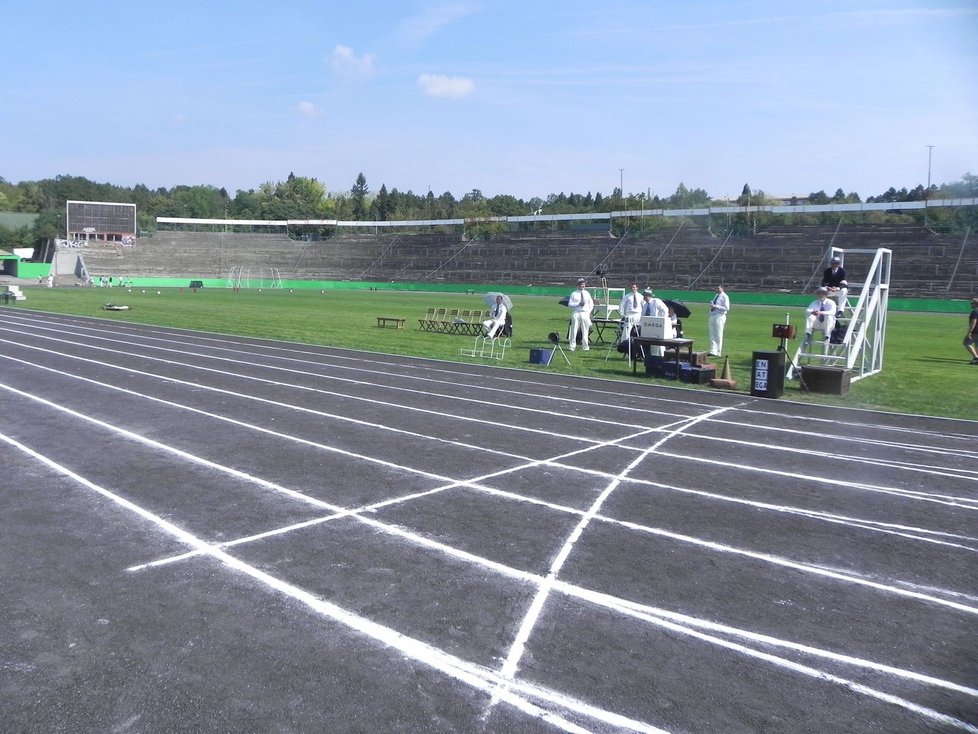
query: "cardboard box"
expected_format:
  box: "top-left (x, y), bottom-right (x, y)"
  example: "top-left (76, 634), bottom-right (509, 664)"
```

top-left (801, 365), bottom-right (851, 395)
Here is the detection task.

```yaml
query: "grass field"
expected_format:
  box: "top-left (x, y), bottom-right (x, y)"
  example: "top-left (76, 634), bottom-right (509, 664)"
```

top-left (9, 285), bottom-right (977, 421)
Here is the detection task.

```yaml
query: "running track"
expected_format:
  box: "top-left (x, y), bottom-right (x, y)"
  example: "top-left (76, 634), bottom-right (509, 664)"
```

top-left (1, 309), bottom-right (976, 733)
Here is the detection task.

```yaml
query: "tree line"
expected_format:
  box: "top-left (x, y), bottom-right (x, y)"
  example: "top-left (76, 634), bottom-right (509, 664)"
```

top-left (1, 171), bottom-right (976, 251)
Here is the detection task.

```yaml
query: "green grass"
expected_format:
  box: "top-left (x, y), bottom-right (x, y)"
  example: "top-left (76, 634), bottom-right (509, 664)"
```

top-left (10, 285), bottom-right (978, 420)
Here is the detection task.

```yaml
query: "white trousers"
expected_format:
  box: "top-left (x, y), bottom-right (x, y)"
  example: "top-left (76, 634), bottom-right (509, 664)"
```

top-left (568, 311), bottom-right (592, 349)
top-left (483, 317), bottom-right (504, 337)
top-left (708, 313), bottom-right (726, 355)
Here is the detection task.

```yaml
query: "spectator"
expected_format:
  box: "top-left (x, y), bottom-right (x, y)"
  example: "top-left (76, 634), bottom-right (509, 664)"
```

top-left (804, 287), bottom-right (837, 345)
top-left (567, 278), bottom-right (594, 351)
top-left (708, 285), bottom-right (730, 357)
top-left (822, 256), bottom-right (849, 317)
top-left (483, 295), bottom-right (508, 338)
top-left (964, 297), bottom-right (978, 365)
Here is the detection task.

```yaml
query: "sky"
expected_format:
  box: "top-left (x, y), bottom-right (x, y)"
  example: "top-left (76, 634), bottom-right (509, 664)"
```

top-left (3, 1), bottom-right (977, 203)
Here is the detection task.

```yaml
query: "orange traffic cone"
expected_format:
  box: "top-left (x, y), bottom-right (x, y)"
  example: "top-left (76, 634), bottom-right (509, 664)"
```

top-left (710, 355), bottom-right (737, 389)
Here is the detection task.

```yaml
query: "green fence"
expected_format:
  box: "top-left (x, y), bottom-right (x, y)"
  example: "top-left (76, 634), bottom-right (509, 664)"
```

top-left (100, 276), bottom-right (972, 314)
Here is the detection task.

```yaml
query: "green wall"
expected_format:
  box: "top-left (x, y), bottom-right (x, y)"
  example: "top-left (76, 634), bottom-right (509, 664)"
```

top-left (98, 276), bottom-right (971, 313)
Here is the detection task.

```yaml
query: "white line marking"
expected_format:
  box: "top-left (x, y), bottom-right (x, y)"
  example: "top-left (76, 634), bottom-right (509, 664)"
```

top-left (0, 429), bottom-right (668, 734)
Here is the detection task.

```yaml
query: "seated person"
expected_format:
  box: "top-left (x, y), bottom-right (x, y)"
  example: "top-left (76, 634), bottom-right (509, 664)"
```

top-left (483, 295), bottom-right (508, 337)
top-left (822, 256), bottom-right (849, 317)
top-left (804, 287), bottom-right (837, 344)
top-left (668, 307), bottom-right (684, 338)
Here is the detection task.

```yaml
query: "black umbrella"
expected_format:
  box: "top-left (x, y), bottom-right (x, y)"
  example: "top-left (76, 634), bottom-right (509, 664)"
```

top-left (664, 299), bottom-right (691, 319)
top-left (557, 297), bottom-right (570, 307)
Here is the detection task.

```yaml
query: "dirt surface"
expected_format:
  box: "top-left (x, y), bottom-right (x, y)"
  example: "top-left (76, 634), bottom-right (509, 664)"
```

top-left (1, 308), bottom-right (976, 733)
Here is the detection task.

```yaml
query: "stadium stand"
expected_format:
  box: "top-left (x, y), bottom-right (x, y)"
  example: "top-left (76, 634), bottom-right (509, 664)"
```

top-left (67, 223), bottom-right (976, 299)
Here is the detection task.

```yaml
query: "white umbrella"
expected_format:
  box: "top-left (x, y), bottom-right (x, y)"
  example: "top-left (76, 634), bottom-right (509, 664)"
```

top-left (484, 292), bottom-right (513, 310)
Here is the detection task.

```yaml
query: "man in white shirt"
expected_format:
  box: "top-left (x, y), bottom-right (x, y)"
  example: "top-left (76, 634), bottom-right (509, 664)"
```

top-left (619, 283), bottom-right (644, 329)
top-left (642, 289), bottom-right (668, 318)
top-left (483, 295), bottom-right (508, 338)
top-left (567, 278), bottom-right (594, 351)
top-left (804, 287), bottom-right (837, 345)
top-left (708, 285), bottom-right (730, 356)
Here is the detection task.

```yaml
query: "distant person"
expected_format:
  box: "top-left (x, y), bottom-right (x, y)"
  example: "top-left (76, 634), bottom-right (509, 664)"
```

top-left (964, 297), bottom-right (978, 365)
top-left (567, 278), bottom-right (594, 351)
top-left (804, 287), bottom-right (837, 345)
top-left (619, 283), bottom-right (644, 328)
top-left (483, 295), bottom-right (508, 338)
top-left (822, 256), bottom-right (849, 317)
top-left (708, 285), bottom-right (730, 356)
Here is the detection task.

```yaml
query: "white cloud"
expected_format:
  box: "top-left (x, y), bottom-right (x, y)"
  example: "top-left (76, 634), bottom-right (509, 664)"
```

top-left (329, 45), bottom-right (375, 75)
top-left (296, 101), bottom-right (317, 117)
top-left (418, 73), bottom-right (474, 99)
top-left (398, 2), bottom-right (479, 44)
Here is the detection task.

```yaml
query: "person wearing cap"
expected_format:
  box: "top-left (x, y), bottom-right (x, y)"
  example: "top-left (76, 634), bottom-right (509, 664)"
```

top-left (708, 284), bottom-right (730, 357)
top-left (964, 296), bottom-right (978, 365)
top-left (567, 278), bottom-right (594, 351)
top-left (804, 287), bottom-right (837, 346)
top-left (822, 256), bottom-right (849, 317)
top-left (641, 288), bottom-right (668, 318)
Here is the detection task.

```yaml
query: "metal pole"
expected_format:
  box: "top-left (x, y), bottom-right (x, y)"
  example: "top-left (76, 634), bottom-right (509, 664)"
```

top-left (925, 145), bottom-right (934, 226)
top-left (619, 168), bottom-right (624, 200)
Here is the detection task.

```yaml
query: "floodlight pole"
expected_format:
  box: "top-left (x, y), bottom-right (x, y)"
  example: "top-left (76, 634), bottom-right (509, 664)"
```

top-left (925, 145), bottom-right (934, 227)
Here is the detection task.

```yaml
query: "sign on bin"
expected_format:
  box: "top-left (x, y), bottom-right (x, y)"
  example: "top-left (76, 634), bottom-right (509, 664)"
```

top-left (750, 350), bottom-right (785, 398)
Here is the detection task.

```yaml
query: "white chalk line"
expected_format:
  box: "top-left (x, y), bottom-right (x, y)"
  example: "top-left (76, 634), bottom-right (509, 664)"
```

top-left (0, 430), bottom-right (667, 734)
top-left (678, 423), bottom-right (978, 480)
top-left (0, 320), bottom-right (700, 425)
top-left (3, 391), bottom-right (972, 724)
top-left (5, 326), bottom-right (973, 504)
top-left (5, 356), bottom-right (976, 609)
top-left (9, 422), bottom-right (971, 733)
top-left (26, 312), bottom-right (722, 410)
top-left (9, 311), bottom-right (977, 448)
top-left (489, 406), bottom-right (732, 708)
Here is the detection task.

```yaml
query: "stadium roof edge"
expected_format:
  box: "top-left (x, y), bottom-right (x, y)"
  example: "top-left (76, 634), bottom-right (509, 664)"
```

top-left (155, 197), bottom-right (976, 229)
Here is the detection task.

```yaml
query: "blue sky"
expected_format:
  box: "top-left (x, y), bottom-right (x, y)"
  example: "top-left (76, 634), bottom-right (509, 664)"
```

top-left (3, 1), bottom-right (976, 202)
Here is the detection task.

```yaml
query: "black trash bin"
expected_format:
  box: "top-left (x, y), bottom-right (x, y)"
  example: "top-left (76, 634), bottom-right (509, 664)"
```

top-left (750, 350), bottom-right (786, 398)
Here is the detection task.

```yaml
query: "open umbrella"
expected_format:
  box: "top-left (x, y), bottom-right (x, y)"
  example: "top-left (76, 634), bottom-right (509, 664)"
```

top-left (484, 292), bottom-right (513, 310)
top-left (557, 297), bottom-right (570, 307)
top-left (663, 299), bottom-right (691, 319)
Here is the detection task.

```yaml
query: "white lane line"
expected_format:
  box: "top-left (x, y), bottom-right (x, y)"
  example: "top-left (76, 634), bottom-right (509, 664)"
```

top-left (5, 331), bottom-right (974, 504)
top-left (2, 312), bottom-right (716, 410)
top-left (0, 430), bottom-right (672, 734)
top-left (653, 450), bottom-right (978, 509)
top-left (6, 430), bottom-right (975, 734)
top-left (491, 406), bottom-right (736, 705)
top-left (5, 370), bottom-right (976, 614)
top-left (8, 312), bottom-right (977, 447)
top-left (673, 428), bottom-right (978, 481)
top-left (0, 322), bottom-right (699, 426)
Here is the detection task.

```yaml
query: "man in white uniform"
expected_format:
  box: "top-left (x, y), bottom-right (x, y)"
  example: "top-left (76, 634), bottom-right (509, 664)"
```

top-left (567, 278), bottom-right (594, 351)
top-left (619, 283), bottom-right (645, 329)
top-left (708, 285), bottom-right (730, 356)
top-left (804, 287), bottom-right (837, 346)
top-left (483, 295), bottom-right (508, 338)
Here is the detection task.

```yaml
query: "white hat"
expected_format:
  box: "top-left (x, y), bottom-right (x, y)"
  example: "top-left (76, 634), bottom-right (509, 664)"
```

top-left (642, 288), bottom-right (654, 296)
top-left (817, 286), bottom-right (828, 293)
top-left (576, 278), bottom-right (587, 284)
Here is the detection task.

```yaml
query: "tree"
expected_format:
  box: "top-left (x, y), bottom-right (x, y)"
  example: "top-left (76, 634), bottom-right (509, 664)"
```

top-left (351, 173), bottom-right (369, 220)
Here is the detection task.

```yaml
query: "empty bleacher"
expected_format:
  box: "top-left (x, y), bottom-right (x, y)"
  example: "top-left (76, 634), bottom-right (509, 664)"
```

top-left (68, 223), bottom-right (976, 299)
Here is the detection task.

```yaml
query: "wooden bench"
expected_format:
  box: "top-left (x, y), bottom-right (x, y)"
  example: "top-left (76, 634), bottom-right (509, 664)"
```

top-left (376, 316), bottom-right (406, 329)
